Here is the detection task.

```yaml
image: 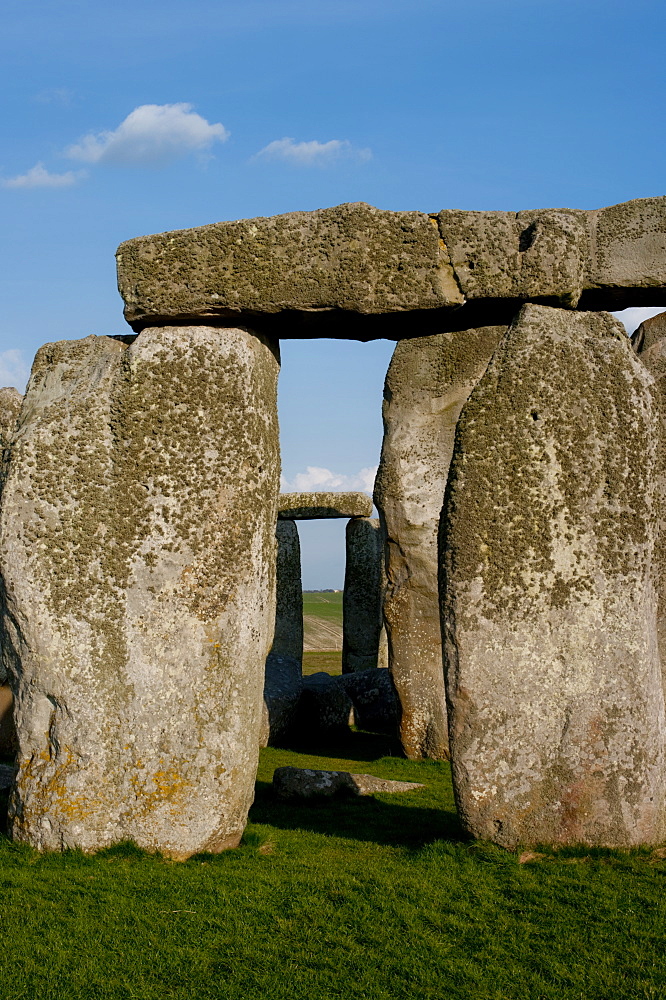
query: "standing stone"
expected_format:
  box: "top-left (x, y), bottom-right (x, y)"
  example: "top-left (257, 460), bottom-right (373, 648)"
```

top-left (342, 517), bottom-right (387, 674)
top-left (632, 311), bottom-right (666, 689)
top-left (0, 327), bottom-right (280, 858)
top-left (0, 387), bottom-right (22, 458)
top-left (374, 326), bottom-right (505, 760)
top-left (0, 387), bottom-right (23, 744)
top-left (260, 519), bottom-right (304, 746)
top-left (442, 304), bottom-right (666, 848)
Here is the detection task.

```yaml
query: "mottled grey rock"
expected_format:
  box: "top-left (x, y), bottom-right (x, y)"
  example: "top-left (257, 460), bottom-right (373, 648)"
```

top-left (278, 492), bottom-right (372, 520)
top-left (342, 517), bottom-right (387, 673)
top-left (0, 327), bottom-right (280, 858)
top-left (438, 207), bottom-right (589, 307)
top-left (438, 197), bottom-right (666, 312)
top-left (632, 310), bottom-right (666, 353)
top-left (339, 668), bottom-right (398, 735)
top-left (0, 387), bottom-right (22, 455)
top-left (272, 765), bottom-right (423, 800)
top-left (587, 199), bottom-right (666, 308)
top-left (294, 672), bottom-right (353, 734)
top-left (442, 304), bottom-right (666, 848)
top-left (260, 520), bottom-right (304, 747)
top-left (117, 198), bottom-right (666, 336)
top-left (632, 311), bottom-right (666, 690)
top-left (116, 202), bottom-right (463, 329)
top-left (374, 326), bottom-right (505, 760)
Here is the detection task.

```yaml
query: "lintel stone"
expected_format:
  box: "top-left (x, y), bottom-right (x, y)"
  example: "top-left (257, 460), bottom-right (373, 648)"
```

top-left (116, 202), bottom-right (463, 329)
top-left (278, 492), bottom-right (372, 520)
top-left (116, 197), bottom-right (666, 335)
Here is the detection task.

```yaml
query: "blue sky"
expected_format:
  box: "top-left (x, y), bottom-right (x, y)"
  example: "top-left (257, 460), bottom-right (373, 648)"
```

top-left (1, 0), bottom-right (664, 585)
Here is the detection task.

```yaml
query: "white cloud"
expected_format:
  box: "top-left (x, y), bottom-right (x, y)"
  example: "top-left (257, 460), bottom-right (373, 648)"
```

top-left (1, 162), bottom-right (85, 189)
top-left (281, 465), bottom-right (377, 495)
top-left (66, 103), bottom-right (229, 166)
top-left (253, 137), bottom-right (371, 167)
top-left (612, 306), bottom-right (666, 336)
top-left (0, 350), bottom-right (31, 393)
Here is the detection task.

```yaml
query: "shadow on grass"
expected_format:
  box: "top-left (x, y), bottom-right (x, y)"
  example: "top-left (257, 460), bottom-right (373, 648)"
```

top-left (274, 728), bottom-right (405, 763)
top-left (249, 780), bottom-right (463, 848)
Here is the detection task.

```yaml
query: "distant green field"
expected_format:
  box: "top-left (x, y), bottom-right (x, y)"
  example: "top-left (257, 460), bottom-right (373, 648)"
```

top-left (302, 591), bottom-right (343, 625)
top-left (302, 651), bottom-right (342, 676)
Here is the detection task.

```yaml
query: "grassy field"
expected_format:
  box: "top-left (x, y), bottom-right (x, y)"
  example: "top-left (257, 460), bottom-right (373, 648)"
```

top-left (302, 650), bottom-right (342, 675)
top-left (302, 591), bottom-right (344, 657)
top-left (302, 591), bottom-right (344, 624)
top-left (1, 731), bottom-right (666, 999)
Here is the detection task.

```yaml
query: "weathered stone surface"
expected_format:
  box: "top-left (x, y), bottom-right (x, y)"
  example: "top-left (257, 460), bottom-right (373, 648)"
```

top-left (0, 387), bottom-right (22, 454)
top-left (438, 208), bottom-right (589, 307)
top-left (632, 310), bottom-right (666, 353)
top-left (442, 303), bottom-right (666, 848)
top-left (0, 327), bottom-right (280, 858)
top-left (587, 199), bottom-right (666, 307)
top-left (438, 197), bottom-right (666, 311)
top-left (278, 491), bottom-right (372, 520)
top-left (339, 668), bottom-right (398, 735)
top-left (116, 202), bottom-right (463, 329)
top-left (117, 198), bottom-right (666, 336)
top-left (632, 311), bottom-right (666, 689)
top-left (374, 326), bottom-right (505, 760)
top-left (342, 517), bottom-right (387, 673)
top-left (0, 387), bottom-right (23, 688)
top-left (273, 766), bottom-right (423, 800)
top-left (293, 672), bottom-right (353, 734)
top-left (260, 520), bottom-right (303, 747)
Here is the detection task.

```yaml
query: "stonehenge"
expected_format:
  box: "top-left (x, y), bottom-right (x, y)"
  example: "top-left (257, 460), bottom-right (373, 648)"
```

top-left (262, 495), bottom-right (388, 746)
top-left (1, 194), bottom-right (665, 852)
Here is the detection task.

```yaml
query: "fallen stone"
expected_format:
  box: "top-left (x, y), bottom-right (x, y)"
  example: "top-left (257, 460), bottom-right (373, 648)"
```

top-left (0, 327), bottom-right (280, 858)
top-left (272, 765), bottom-right (424, 800)
top-left (278, 491), bottom-right (372, 520)
top-left (116, 202), bottom-right (463, 329)
top-left (442, 303), bottom-right (666, 848)
top-left (339, 668), bottom-right (398, 735)
top-left (342, 517), bottom-right (387, 673)
top-left (261, 520), bottom-right (304, 747)
top-left (374, 325), bottom-right (505, 760)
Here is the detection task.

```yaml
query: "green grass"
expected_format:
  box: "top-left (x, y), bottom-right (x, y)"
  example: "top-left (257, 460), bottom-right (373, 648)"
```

top-left (302, 590), bottom-right (344, 626)
top-left (302, 650), bottom-right (342, 675)
top-left (1, 733), bottom-right (666, 999)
